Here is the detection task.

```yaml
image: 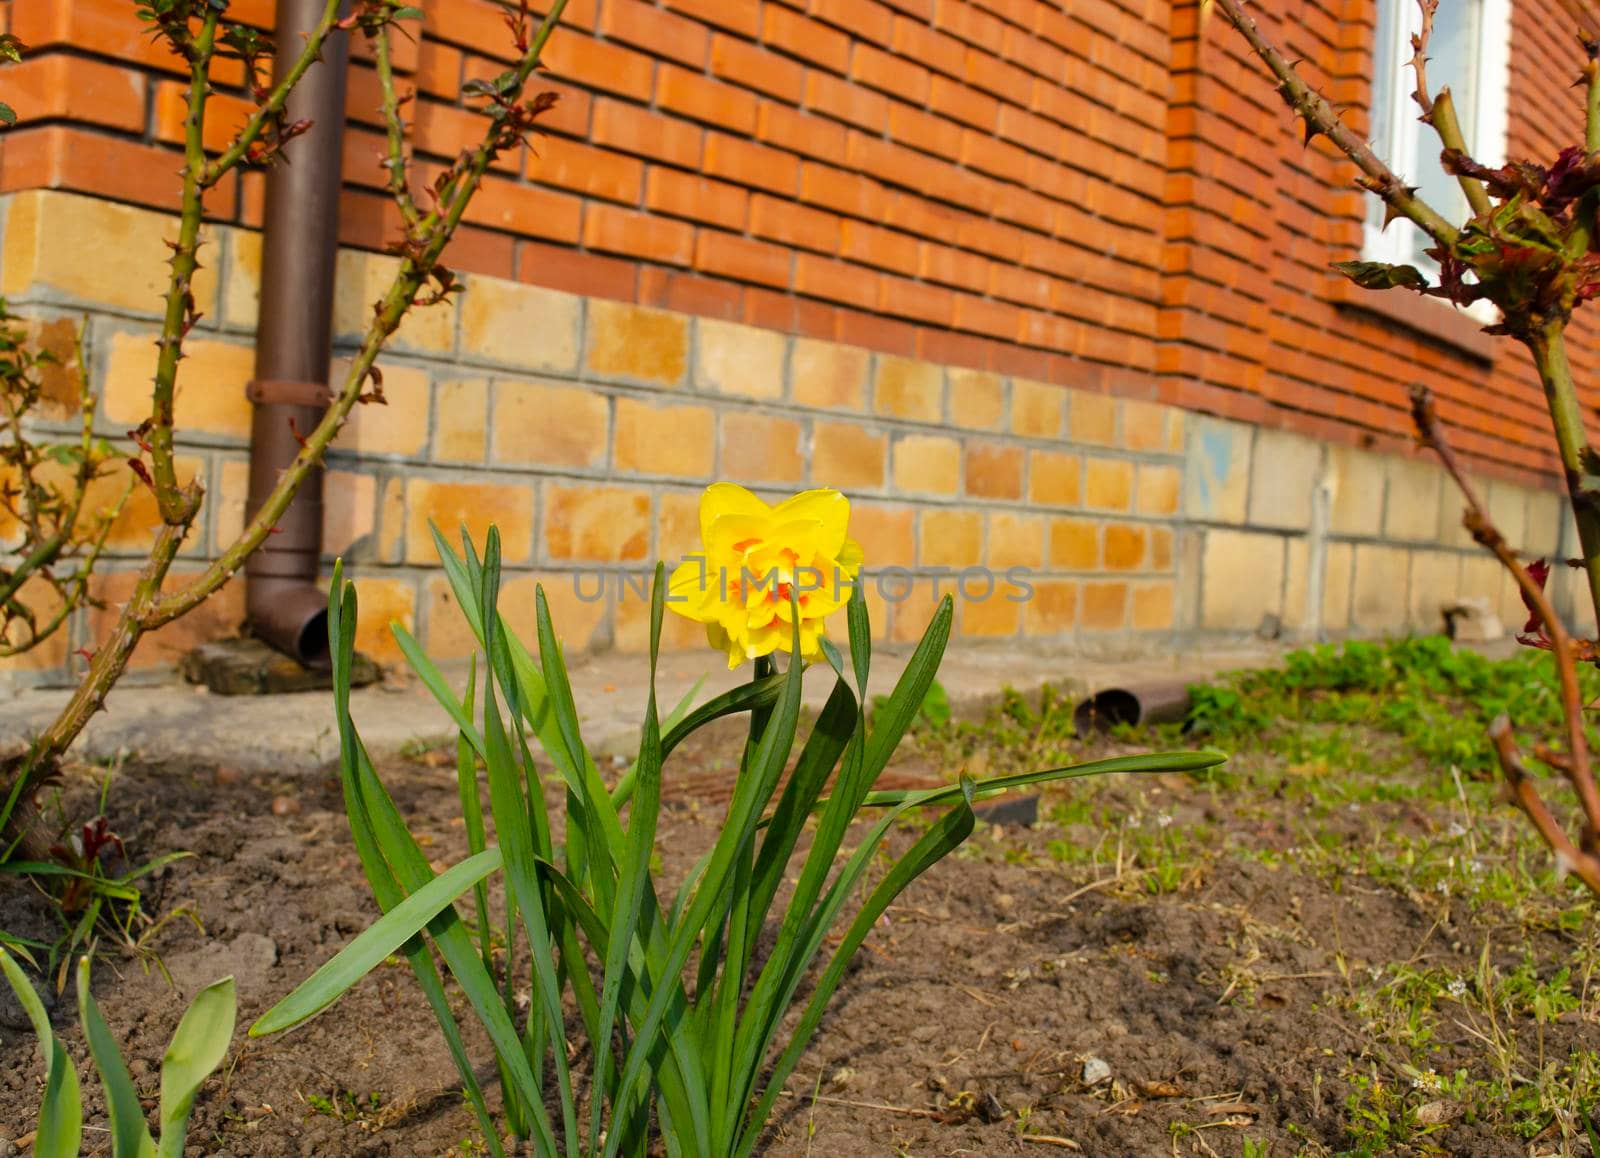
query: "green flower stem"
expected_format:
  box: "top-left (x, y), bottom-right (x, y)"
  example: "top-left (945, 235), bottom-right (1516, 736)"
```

top-left (1526, 322), bottom-right (1600, 631)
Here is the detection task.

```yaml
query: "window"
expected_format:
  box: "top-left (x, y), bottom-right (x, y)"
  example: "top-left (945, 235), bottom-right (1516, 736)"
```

top-left (1363, 0), bottom-right (1511, 273)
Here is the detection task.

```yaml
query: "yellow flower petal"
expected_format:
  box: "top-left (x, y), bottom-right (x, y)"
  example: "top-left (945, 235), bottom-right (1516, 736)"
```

top-left (770, 489), bottom-right (850, 556)
top-left (699, 483), bottom-right (770, 543)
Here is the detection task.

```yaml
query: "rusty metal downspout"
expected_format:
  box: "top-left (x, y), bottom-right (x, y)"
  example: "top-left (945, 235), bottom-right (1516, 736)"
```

top-left (244, 0), bottom-right (350, 668)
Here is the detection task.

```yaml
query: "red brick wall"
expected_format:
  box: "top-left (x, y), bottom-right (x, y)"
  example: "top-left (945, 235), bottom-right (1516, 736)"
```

top-left (0, 0), bottom-right (1591, 486)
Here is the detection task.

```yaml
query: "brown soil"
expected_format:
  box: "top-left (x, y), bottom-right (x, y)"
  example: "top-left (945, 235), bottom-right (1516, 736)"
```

top-left (0, 734), bottom-right (1581, 1158)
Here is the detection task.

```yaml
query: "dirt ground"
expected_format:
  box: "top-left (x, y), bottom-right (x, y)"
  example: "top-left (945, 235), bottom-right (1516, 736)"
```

top-left (0, 715), bottom-right (1593, 1158)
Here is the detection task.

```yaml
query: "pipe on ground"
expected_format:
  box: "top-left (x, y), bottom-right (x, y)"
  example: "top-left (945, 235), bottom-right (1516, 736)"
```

top-left (1072, 680), bottom-right (1194, 735)
top-left (244, 0), bottom-right (350, 669)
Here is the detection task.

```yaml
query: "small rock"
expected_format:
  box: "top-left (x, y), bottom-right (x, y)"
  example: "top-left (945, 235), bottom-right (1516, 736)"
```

top-left (1081, 1056), bottom-right (1112, 1086)
top-left (271, 795), bottom-right (300, 816)
top-left (994, 893), bottom-right (1015, 913)
top-left (214, 767), bottom-right (241, 787)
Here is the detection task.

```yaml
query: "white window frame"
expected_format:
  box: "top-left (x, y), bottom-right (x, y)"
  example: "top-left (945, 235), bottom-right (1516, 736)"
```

top-left (1362, 0), bottom-right (1511, 312)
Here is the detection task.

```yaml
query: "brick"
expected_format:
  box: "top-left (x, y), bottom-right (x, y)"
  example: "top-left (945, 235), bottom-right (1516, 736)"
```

top-left (88, 567), bottom-right (245, 671)
top-left (543, 31), bottom-right (655, 101)
top-left (783, 337), bottom-right (868, 413)
top-left (764, 5), bottom-right (850, 73)
top-left (852, 42), bottom-right (932, 104)
top-left (806, 71), bottom-right (890, 132)
top-left (1352, 544), bottom-right (1412, 633)
top-left (432, 573), bottom-right (608, 660)
top-left (378, 477), bottom-right (405, 563)
top-left (705, 133), bottom-right (801, 195)
top-left (648, 168), bottom-right (748, 232)
top-left (1183, 416), bottom-right (1252, 525)
top-left (1136, 464), bottom-right (1181, 516)
top-left (893, 434), bottom-right (961, 495)
top-left (948, 369), bottom-right (1005, 429)
top-left (1201, 529), bottom-right (1283, 630)
top-left (694, 230), bottom-right (791, 288)
top-left (586, 300), bottom-right (689, 385)
top-left (10, 55), bottom-right (146, 134)
top-left (615, 573), bottom-right (706, 652)
top-left (336, 360), bottom-right (431, 457)
top-left (751, 193), bottom-right (839, 255)
top-left (920, 509), bottom-right (981, 567)
top-left (1067, 392), bottom-right (1118, 446)
top-left (1407, 550), bottom-right (1463, 632)
top-left (758, 102), bottom-right (850, 163)
top-left (1150, 527), bottom-right (1173, 571)
top-left (2, 191), bottom-right (219, 318)
top-left (544, 484), bottom-right (652, 561)
top-left (1049, 517), bottom-right (1098, 569)
top-left (612, 397), bottom-right (713, 479)
top-left (965, 442), bottom-right (1023, 499)
top-left (222, 228), bottom-right (262, 330)
top-left (325, 470), bottom-right (378, 558)
top-left (600, 0), bottom-right (709, 67)
top-left (405, 479), bottom-right (535, 564)
top-left (1030, 450), bottom-right (1082, 506)
top-left (103, 331), bottom-right (254, 438)
top-left (528, 135), bottom-right (645, 204)
top-left (720, 412), bottom-right (805, 483)
top-left (1009, 378), bottom-right (1062, 437)
top-left (961, 590), bottom-right (1020, 638)
top-left (657, 489), bottom-right (704, 561)
top-left (1080, 581), bottom-right (1129, 631)
top-left (433, 379), bottom-right (489, 463)
top-left (591, 98), bottom-right (703, 168)
top-left (334, 249), bottom-right (457, 354)
top-left (874, 356), bottom-right (944, 422)
top-left (209, 458), bottom-right (249, 552)
top-left (518, 241), bottom-right (638, 302)
top-left (794, 254), bottom-right (879, 310)
top-left (1384, 454), bottom-right (1444, 541)
top-left (666, 0), bottom-right (760, 36)
top-left (657, 63), bottom-right (758, 133)
top-left (988, 512), bottom-right (1043, 568)
top-left (1122, 399), bottom-right (1170, 452)
top-left (839, 220), bottom-right (920, 276)
top-left (1023, 579), bottom-right (1077, 635)
top-left (1083, 458), bottom-right (1134, 512)
top-left (583, 202), bottom-right (694, 267)
top-left (1103, 523), bottom-right (1147, 570)
top-left (492, 379), bottom-right (609, 469)
top-left (1247, 429), bottom-right (1320, 531)
top-left (1327, 445), bottom-right (1386, 537)
top-left (812, 422), bottom-right (886, 489)
top-left (851, 504), bottom-right (916, 566)
top-left (457, 276), bottom-right (582, 374)
top-left (714, 35), bottom-right (805, 103)
top-left (1131, 582), bottom-right (1175, 630)
top-left (695, 318), bottom-right (787, 399)
top-left (0, 577), bottom-right (68, 673)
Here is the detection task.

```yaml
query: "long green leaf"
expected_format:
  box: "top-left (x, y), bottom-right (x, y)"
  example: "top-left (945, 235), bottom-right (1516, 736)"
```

top-left (249, 849), bottom-right (503, 1035)
top-left (590, 564), bottom-right (668, 1154)
top-left (78, 956), bottom-right (157, 1158)
top-left (481, 534), bottom-right (579, 1156)
top-left (319, 567), bottom-right (516, 1154)
top-left (0, 947), bottom-right (81, 1158)
top-left (156, 976), bottom-right (236, 1158)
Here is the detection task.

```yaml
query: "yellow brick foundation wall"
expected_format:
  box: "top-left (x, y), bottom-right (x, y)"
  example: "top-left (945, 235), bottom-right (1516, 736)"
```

top-left (0, 191), bottom-right (1575, 687)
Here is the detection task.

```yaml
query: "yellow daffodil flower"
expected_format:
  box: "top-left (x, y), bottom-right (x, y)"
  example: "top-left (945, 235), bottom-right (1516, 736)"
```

top-left (667, 483), bottom-right (864, 669)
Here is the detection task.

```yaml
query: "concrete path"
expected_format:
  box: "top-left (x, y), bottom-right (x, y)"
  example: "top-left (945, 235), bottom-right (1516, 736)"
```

top-left (0, 641), bottom-right (1281, 774)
